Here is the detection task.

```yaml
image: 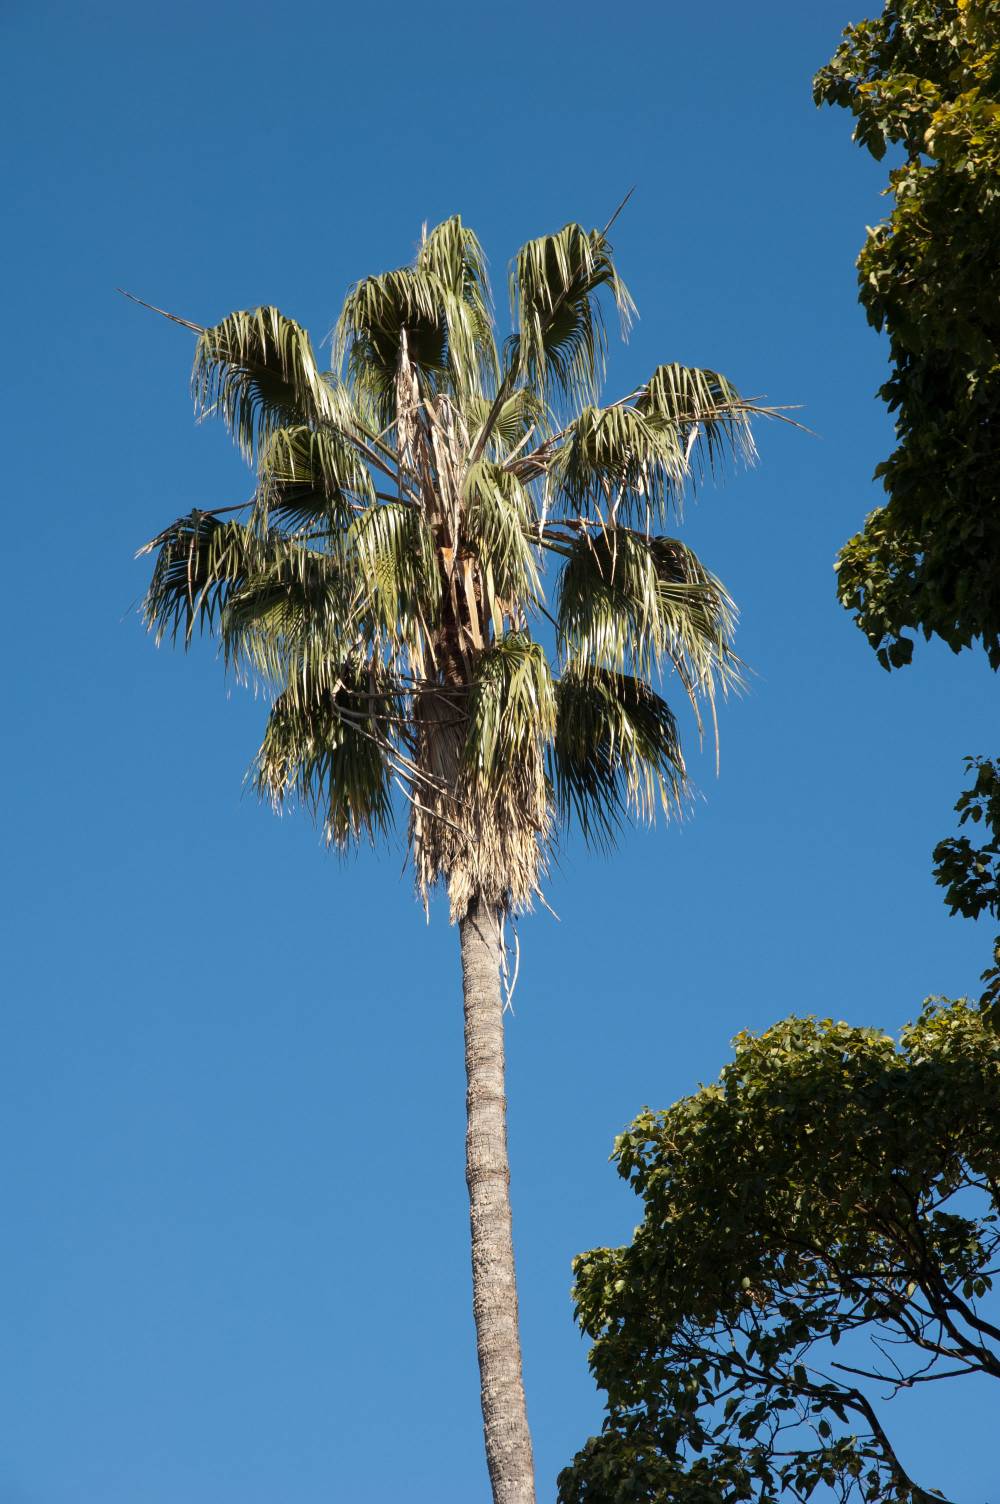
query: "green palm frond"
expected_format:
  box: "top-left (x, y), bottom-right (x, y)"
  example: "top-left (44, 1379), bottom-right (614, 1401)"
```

top-left (334, 239), bottom-right (499, 424)
top-left (463, 633), bottom-right (556, 786)
top-left (334, 267), bottom-right (448, 423)
top-left (218, 549), bottom-right (356, 695)
top-left (255, 662), bottom-right (396, 846)
top-left (551, 669), bottom-right (686, 844)
top-left (416, 216), bottom-right (497, 386)
top-left (542, 403), bottom-right (688, 521)
top-left (140, 508), bottom-right (363, 698)
top-left (508, 223), bottom-right (635, 404)
top-left (140, 511), bottom-right (273, 645)
top-left (556, 529), bottom-right (738, 696)
top-left (635, 363), bottom-right (758, 482)
top-left (192, 308), bottom-right (339, 462)
top-left (515, 364), bottom-right (760, 525)
top-left (346, 502), bottom-right (439, 652)
top-left (466, 387), bottom-right (550, 460)
top-left (255, 425), bottom-right (375, 531)
top-left (463, 461), bottom-right (541, 624)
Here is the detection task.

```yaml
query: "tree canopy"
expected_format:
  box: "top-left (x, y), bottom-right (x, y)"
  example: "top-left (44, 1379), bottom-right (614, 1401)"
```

top-left (559, 1000), bottom-right (1000, 1503)
top-left (137, 215), bottom-right (772, 922)
top-left (815, 0), bottom-right (1000, 668)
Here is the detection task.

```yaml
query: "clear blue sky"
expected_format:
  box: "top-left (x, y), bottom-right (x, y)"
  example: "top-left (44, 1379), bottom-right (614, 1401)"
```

top-left (2, 2), bottom-right (994, 1500)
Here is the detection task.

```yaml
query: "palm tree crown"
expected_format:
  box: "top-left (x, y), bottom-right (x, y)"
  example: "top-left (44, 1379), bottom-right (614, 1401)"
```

top-left (140, 214), bottom-right (764, 919)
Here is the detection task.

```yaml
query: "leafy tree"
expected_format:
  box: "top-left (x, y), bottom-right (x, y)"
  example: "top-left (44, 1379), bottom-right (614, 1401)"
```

top-left (814, 0), bottom-right (1000, 669)
top-left (559, 1001), bottom-right (1000, 1504)
top-left (934, 755), bottom-right (1000, 1005)
top-left (132, 214), bottom-right (770, 1504)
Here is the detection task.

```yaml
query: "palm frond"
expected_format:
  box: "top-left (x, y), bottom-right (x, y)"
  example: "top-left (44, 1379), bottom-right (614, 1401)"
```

top-left (192, 308), bottom-right (339, 462)
top-left (542, 402), bottom-right (688, 522)
top-left (139, 508), bottom-right (365, 704)
top-left (519, 364), bottom-right (758, 525)
top-left (346, 502), bottom-right (439, 656)
top-left (140, 511), bottom-right (270, 645)
top-left (466, 386), bottom-right (550, 461)
top-left (555, 529), bottom-right (739, 696)
top-left (334, 226), bottom-right (500, 424)
top-left (508, 223), bottom-right (635, 405)
top-left (334, 267), bottom-right (448, 425)
top-left (417, 215), bottom-right (498, 387)
top-left (551, 669), bottom-right (686, 845)
top-left (463, 632), bottom-right (556, 785)
top-left (634, 363), bottom-right (758, 483)
top-left (255, 662), bottom-right (396, 847)
top-left (462, 460), bottom-right (541, 625)
top-left (255, 424), bottom-right (375, 531)
top-left (219, 548), bottom-right (357, 694)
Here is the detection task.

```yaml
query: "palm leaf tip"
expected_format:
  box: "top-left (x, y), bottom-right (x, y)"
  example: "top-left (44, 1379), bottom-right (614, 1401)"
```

top-left (417, 216), bottom-right (495, 337)
top-left (510, 222), bottom-right (636, 404)
top-left (141, 511), bottom-right (255, 646)
top-left (636, 363), bottom-right (759, 478)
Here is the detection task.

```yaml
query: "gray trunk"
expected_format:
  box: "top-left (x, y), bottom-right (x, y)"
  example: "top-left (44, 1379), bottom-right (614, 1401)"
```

top-left (459, 897), bottom-right (536, 1504)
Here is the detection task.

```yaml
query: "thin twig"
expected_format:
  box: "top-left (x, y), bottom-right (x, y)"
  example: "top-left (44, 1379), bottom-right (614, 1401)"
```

top-left (116, 288), bottom-right (204, 334)
top-left (601, 186), bottom-right (636, 239)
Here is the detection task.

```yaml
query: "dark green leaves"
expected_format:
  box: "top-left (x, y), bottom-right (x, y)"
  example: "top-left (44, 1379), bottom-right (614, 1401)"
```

top-left (140, 512), bottom-right (266, 645)
top-left (817, 1), bottom-right (1000, 668)
top-left (347, 501), bottom-right (439, 649)
top-left (464, 633), bottom-right (555, 784)
top-left (561, 1000), bottom-right (1000, 1503)
top-left (334, 216), bottom-right (497, 424)
top-left (934, 756), bottom-right (1000, 922)
top-left (335, 267), bottom-right (450, 423)
top-left (256, 425), bottom-right (375, 531)
top-left (462, 460), bottom-right (540, 620)
top-left (933, 756), bottom-right (1000, 1007)
top-left (526, 361), bottom-right (763, 528)
top-left (551, 670), bottom-right (685, 843)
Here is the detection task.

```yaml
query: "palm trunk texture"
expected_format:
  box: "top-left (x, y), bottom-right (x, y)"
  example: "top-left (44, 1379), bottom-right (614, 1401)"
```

top-left (459, 897), bottom-right (536, 1504)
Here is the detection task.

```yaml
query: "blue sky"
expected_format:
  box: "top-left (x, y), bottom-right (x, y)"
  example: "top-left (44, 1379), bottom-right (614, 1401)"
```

top-left (1, 2), bottom-right (994, 1500)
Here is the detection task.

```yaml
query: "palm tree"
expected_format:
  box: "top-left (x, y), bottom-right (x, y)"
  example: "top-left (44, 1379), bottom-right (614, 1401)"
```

top-left (134, 212), bottom-right (770, 1504)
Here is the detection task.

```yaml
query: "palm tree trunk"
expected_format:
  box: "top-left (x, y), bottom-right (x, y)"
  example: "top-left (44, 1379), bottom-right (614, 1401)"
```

top-left (459, 896), bottom-right (536, 1504)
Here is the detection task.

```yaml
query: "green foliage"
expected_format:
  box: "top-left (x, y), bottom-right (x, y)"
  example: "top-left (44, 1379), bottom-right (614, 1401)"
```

top-left (139, 215), bottom-right (775, 916)
top-left (934, 756), bottom-right (1000, 1003)
top-left (556, 530), bottom-right (736, 696)
top-left (933, 756), bottom-right (1000, 921)
top-left (255, 663), bottom-right (397, 846)
top-left (560, 1001), bottom-right (1000, 1503)
top-left (191, 307), bottom-right (337, 463)
top-left (551, 670), bottom-right (686, 844)
top-left (510, 222), bottom-right (635, 406)
top-left (815, 0), bottom-right (1000, 668)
